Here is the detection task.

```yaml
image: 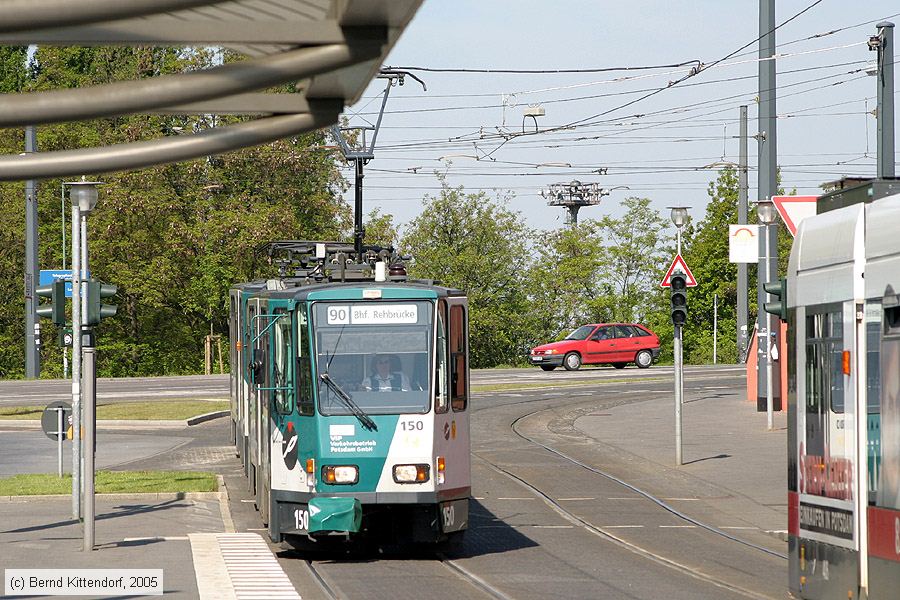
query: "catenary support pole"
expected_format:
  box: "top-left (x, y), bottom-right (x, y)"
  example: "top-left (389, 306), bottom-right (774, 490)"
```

top-left (877, 22), bottom-right (895, 179)
top-left (737, 106), bottom-right (749, 360)
top-left (24, 125), bottom-right (39, 378)
top-left (757, 0), bottom-right (778, 411)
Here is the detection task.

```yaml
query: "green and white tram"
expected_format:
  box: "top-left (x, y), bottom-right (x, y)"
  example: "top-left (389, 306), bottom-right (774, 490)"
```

top-left (228, 242), bottom-right (470, 548)
top-left (786, 180), bottom-right (900, 599)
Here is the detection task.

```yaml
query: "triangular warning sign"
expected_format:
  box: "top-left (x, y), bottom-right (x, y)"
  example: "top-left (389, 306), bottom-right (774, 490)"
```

top-left (660, 254), bottom-right (697, 288)
top-left (772, 195), bottom-right (817, 237)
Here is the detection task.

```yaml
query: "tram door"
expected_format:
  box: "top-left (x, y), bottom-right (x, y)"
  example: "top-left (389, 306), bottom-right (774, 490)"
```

top-left (878, 304), bottom-right (900, 509)
top-left (247, 301), bottom-right (261, 495)
top-left (256, 305), bottom-right (274, 525)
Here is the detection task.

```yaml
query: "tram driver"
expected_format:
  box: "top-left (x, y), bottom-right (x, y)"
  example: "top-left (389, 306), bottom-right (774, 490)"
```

top-left (362, 354), bottom-right (411, 392)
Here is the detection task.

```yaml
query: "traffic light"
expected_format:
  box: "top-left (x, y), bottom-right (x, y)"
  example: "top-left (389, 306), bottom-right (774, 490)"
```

top-left (85, 280), bottom-right (117, 326)
top-left (764, 277), bottom-right (788, 321)
top-left (36, 280), bottom-right (66, 325)
top-left (670, 274), bottom-right (687, 327)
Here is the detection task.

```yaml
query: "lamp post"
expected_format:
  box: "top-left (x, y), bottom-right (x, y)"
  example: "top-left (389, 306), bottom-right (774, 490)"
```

top-left (669, 206), bottom-right (690, 255)
top-left (756, 200), bottom-right (777, 431)
top-left (64, 180), bottom-right (100, 525)
top-left (669, 206), bottom-right (690, 466)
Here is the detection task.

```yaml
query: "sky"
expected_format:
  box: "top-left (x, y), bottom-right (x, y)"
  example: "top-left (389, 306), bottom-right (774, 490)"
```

top-left (337, 0), bottom-right (900, 236)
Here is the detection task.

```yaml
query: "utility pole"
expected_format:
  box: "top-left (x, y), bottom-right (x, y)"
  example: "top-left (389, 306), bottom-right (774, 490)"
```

top-left (24, 126), bottom-right (39, 378)
top-left (873, 22), bottom-right (895, 178)
top-left (756, 0), bottom-right (778, 412)
top-left (737, 106), bottom-right (749, 360)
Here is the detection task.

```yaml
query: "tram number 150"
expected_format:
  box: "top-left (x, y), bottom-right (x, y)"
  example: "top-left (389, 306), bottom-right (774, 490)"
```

top-left (293, 508), bottom-right (309, 532)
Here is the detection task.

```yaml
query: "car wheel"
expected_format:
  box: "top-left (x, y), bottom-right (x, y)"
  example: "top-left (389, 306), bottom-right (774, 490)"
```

top-left (612, 363), bottom-right (626, 369)
top-left (563, 352), bottom-right (581, 371)
top-left (635, 350), bottom-right (653, 369)
top-left (540, 365), bottom-right (556, 371)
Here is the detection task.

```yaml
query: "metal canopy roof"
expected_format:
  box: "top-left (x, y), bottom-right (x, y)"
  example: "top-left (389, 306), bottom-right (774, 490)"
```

top-left (0, 0), bottom-right (421, 180)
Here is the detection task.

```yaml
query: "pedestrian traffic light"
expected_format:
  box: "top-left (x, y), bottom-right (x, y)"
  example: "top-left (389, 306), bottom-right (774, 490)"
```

top-left (36, 280), bottom-right (66, 325)
top-left (85, 280), bottom-right (117, 326)
top-left (670, 274), bottom-right (687, 326)
top-left (764, 277), bottom-right (788, 321)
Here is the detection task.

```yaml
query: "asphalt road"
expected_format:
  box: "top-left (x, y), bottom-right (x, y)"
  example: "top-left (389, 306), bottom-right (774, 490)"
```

top-left (2, 364), bottom-right (784, 599)
top-left (0, 364), bottom-right (744, 407)
top-left (0, 374), bottom-right (231, 407)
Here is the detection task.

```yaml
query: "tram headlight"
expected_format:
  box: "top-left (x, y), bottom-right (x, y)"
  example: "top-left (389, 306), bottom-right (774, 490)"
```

top-left (393, 464), bottom-right (430, 483)
top-left (321, 465), bottom-right (359, 485)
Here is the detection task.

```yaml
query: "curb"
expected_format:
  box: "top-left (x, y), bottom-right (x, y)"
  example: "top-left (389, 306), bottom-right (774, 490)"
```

top-left (0, 413), bottom-right (229, 430)
top-left (0, 491), bottom-right (223, 503)
top-left (187, 410), bottom-right (230, 426)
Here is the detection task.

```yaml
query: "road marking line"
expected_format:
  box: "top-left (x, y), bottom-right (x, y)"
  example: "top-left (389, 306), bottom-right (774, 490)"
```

top-left (558, 497), bottom-right (595, 501)
top-left (659, 525), bottom-right (696, 528)
top-left (601, 525), bottom-right (644, 528)
top-left (607, 497), bottom-right (641, 500)
top-left (662, 498), bottom-right (700, 501)
top-left (496, 497), bottom-right (534, 500)
top-left (532, 525), bottom-right (574, 529)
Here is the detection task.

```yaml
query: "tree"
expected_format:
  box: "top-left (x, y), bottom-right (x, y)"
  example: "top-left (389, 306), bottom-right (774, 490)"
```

top-left (527, 221), bottom-right (605, 344)
top-left (596, 197), bottom-right (669, 324)
top-left (402, 175), bottom-right (531, 368)
top-left (0, 46), bottom-right (351, 378)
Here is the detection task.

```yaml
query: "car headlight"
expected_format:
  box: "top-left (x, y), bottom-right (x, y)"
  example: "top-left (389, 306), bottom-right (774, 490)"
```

top-left (393, 464), bottom-right (430, 483)
top-left (322, 465), bottom-right (358, 485)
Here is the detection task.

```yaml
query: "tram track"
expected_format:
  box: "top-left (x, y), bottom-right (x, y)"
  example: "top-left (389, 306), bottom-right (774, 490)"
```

top-left (510, 409), bottom-right (788, 561)
top-left (471, 454), bottom-right (774, 600)
top-left (300, 552), bottom-right (514, 600)
top-left (464, 374), bottom-right (785, 600)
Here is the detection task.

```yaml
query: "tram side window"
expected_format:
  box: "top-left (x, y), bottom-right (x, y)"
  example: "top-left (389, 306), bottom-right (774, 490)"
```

top-left (450, 305), bottom-right (467, 411)
top-left (296, 308), bottom-right (314, 416)
top-left (806, 311), bottom-right (845, 413)
top-left (246, 305), bottom-right (256, 382)
top-left (273, 311), bottom-right (293, 415)
top-left (867, 311), bottom-right (882, 412)
top-left (435, 301), bottom-right (449, 414)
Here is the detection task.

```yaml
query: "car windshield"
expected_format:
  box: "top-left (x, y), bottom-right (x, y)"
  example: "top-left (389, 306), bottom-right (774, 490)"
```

top-left (313, 301), bottom-right (433, 415)
top-left (564, 325), bottom-right (595, 341)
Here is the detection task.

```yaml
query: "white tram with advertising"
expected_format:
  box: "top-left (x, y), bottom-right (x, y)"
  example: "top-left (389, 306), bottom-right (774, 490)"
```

top-left (786, 179), bottom-right (900, 599)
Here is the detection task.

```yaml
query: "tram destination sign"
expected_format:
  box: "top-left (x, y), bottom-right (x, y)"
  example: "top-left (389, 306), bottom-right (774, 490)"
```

top-left (327, 304), bottom-right (418, 326)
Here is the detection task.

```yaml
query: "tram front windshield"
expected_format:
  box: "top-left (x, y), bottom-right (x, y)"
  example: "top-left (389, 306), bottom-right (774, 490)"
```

top-left (313, 301), bottom-right (433, 415)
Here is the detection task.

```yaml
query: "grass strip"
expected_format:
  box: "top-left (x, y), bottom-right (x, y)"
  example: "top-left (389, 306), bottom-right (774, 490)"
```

top-left (472, 377), bottom-right (665, 393)
top-left (0, 470), bottom-right (217, 496)
top-left (0, 400), bottom-right (229, 421)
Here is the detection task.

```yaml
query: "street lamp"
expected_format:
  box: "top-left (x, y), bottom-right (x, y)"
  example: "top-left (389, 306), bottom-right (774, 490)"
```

top-left (63, 179), bottom-right (101, 546)
top-left (668, 206), bottom-right (690, 255)
top-left (756, 200), bottom-right (777, 432)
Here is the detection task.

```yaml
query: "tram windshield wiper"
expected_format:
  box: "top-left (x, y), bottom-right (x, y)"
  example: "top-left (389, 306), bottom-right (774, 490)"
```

top-left (319, 372), bottom-right (377, 432)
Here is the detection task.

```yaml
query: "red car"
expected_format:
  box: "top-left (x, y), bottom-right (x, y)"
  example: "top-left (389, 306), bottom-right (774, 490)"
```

top-left (529, 323), bottom-right (661, 371)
